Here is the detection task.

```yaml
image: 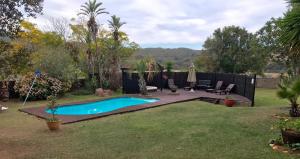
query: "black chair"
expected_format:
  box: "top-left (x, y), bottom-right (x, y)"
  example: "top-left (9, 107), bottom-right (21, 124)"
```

top-left (168, 79), bottom-right (178, 92)
top-left (197, 80), bottom-right (212, 90)
top-left (206, 81), bottom-right (223, 93)
top-left (216, 84), bottom-right (235, 95)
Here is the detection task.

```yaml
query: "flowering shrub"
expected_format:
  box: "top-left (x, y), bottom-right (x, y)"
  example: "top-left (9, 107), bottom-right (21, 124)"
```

top-left (14, 72), bottom-right (64, 100)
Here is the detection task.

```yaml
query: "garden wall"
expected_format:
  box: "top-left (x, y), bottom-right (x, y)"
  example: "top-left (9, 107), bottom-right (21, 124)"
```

top-left (122, 70), bottom-right (256, 106)
top-left (256, 77), bottom-right (279, 89)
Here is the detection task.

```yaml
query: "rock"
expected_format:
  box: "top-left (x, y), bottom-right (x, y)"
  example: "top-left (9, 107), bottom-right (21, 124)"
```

top-left (95, 88), bottom-right (105, 97)
top-left (272, 146), bottom-right (279, 150)
top-left (282, 150), bottom-right (289, 154)
top-left (95, 88), bottom-right (113, 97)
top-left (105, 90), bottom-right (113, 96)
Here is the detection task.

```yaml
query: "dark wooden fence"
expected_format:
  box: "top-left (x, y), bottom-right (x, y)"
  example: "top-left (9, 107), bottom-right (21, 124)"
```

top-left (122, 71), bottom-right (256, 106)
top-left (0, 81), bottom-right (19, 100)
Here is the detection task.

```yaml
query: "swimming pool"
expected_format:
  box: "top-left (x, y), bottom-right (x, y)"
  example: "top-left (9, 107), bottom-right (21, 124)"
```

top-left (45, 97), bottom-right (159, 115)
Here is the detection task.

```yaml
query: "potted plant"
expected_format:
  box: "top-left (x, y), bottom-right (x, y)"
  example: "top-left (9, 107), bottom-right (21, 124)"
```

top-left (224, 96), bottom-right (235, 107)
top-left (46, 95), bottom-right (60, 131)
top-left (277, 118), bottom-right (300, 145)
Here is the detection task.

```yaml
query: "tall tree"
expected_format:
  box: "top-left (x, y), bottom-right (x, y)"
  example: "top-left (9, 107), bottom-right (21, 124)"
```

top-left (78, 0), bottom-right (109, 81)
top-left (279, 0), bottom-right (300, 74)
top-left (47, 17), bottom-right (70, 41)
top-left (256, 18), bottom-right (297, 73)
top-left (200, 26), bottom-right (267, 74)
top-left (108, 15), bottom-right (126, 90)
top-left (0, 0), bottom-right (44, 38)
top-left (280, 0), bottom-right (300, 54)
top-left (108, 15), bottom-right (126, 46)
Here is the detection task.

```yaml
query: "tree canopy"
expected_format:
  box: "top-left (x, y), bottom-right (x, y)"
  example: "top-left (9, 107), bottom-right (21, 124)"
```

top-left (0, 0), bottom-right (44, 38)
top-left (196, 26), bottom-right (267, 74)
top-left (280, 0), bottom-right (300, 54)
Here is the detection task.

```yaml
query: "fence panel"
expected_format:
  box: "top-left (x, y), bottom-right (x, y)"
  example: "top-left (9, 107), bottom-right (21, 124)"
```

top-left (215, 73), bottom-right (235, 90)
top-left (122, 72), bottom-right (140, 94)
top-left (234, 75), bottom-right (246, 96)
top-left (121, 71), bottom-right (256, 106)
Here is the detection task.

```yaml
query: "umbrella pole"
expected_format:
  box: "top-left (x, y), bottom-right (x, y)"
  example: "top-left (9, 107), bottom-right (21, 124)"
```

top-left (190, 82), bottom-right (195, 92)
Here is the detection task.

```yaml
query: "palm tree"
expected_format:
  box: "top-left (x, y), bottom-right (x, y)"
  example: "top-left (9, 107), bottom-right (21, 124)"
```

top-left (108, 15), bottom-right (126, 46)
top-left (134, 57), bottom-right (158, 95)
top-left (78, 0), bottom-right (109, 78)
top-left (79, 0), bottom-right (108, 41)
top-left (277, 73), bottom-right (300, 117)
top-left (136, 59), bottom-right (148, 95)
top-left (280, 0), bottom-right (300, 56)
top-left (107, 15), bottom-right (126, 90)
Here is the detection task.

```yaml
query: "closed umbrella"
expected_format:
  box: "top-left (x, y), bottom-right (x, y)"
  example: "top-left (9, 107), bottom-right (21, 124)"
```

top-left (187, 63), bottom-right (196, 92)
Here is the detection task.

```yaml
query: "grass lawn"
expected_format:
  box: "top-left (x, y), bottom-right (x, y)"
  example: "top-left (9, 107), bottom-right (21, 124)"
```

top-left (0, 88), bottom-right (298, 159)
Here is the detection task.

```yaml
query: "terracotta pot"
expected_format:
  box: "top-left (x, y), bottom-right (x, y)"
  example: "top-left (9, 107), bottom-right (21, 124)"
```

top-left (224, 99), bottom-right (235, 107)
top-left (281, 129), bottom-right (300, 145)
top-left (47, 121), bottom-right (60, 131)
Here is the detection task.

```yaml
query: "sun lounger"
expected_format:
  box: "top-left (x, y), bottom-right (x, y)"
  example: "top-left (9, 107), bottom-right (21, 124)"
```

top-left (197, 80), bottom-right (212, 90)
top-left (206, 81), bottom-right (223, 93)
top-left (215, 84), bottom-right (235, 95)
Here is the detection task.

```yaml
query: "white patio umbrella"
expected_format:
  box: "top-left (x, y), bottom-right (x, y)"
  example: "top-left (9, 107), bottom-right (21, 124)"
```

top-left (187, 62), bottom-right (196, 92)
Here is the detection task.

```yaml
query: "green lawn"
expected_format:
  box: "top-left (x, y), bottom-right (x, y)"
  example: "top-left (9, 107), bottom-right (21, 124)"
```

top-left (0, 89), bottom-right (298, 159)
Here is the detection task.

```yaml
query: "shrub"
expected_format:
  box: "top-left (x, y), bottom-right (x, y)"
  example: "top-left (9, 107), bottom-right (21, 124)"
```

top-left (14, 72), bottom-right (64, 100)
top-left (70, 89), bottom-right (93, 95)
top-left (277, 74), bottom-right (300, 117)
top-left (32, 46), bottom-right (81, 92)
top-left (165, 61), bottom-right (173, 73)
top-left (276, 118), bottom-right (300, 132)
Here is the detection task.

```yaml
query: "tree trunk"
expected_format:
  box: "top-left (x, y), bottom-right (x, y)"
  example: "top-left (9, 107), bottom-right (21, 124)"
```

top-left (290, 102), bottom-right (300, 117)
top-left (110, 54), bottom-right (120, 90)
top-left (138, 77), bottom-right (147, 95)
top-left (109, 39), bottom-right (121, 91)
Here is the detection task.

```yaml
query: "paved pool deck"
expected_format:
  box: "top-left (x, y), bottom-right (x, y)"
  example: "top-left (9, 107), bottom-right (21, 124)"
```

top-left (19, 89), bottom-right (251, 124)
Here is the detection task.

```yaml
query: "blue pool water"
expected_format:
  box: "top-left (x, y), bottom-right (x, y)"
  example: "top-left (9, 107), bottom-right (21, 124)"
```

top-left (45, 97), bottom-right (159, 115)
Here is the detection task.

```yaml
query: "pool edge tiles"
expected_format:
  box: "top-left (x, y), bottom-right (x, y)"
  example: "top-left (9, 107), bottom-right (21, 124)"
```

top-left (45, 97), bottom-right (159, 116)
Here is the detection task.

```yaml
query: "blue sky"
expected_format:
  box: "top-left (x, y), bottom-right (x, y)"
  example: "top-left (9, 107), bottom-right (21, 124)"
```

top-left (28, 0), bottom-right (287, 50)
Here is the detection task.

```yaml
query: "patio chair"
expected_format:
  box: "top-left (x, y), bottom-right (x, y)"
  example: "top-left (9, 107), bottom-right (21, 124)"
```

top-left (215, 84), bottom-right (235, 95)
top-left (168, 79), bottom-right (178, 92)
top-left (197, 80), bottom-right (212, 90)
top-left (206, 81), bottom-right (223, 93)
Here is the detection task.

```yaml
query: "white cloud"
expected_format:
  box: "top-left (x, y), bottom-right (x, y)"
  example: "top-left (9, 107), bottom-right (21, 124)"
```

top-left (27, 0), bottom-right (287, 49)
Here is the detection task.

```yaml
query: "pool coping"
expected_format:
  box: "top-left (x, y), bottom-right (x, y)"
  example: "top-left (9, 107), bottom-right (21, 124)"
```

top-left (19, 90), bottom-right (251, 124)
top-left (19, 95), bottom-right (199, 124)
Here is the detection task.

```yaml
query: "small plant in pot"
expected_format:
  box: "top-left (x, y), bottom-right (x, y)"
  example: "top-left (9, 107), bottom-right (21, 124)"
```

top-left (276, 118), bottom-right (300, 146)
top-left (224, 96), bottom-right (235, 107)
top-left (46, 95), bottom-right (60, 131)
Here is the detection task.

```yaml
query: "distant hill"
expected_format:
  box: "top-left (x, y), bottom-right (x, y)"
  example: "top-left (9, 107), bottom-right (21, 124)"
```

top-left (134, 48), bottom-right (201, 69)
